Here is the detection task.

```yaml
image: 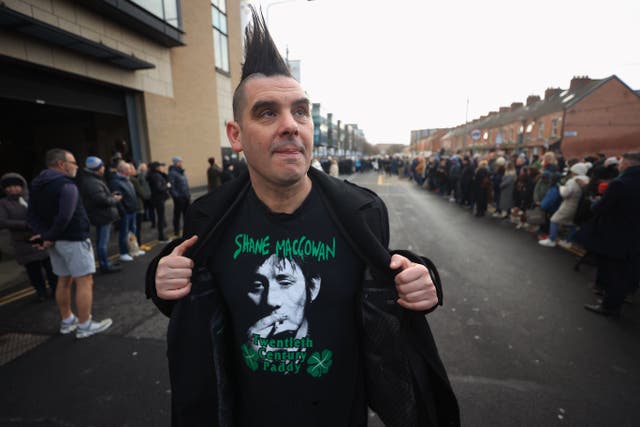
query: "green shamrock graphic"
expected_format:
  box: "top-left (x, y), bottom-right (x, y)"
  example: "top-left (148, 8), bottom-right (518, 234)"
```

top-left (241, 344), bottom-right (259, 371)
top-left (306, 349), bottom-right (333, 378)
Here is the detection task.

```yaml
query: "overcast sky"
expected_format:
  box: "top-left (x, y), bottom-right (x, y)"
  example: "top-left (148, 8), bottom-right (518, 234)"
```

top-left (247, 0), bottom-right (640, 145)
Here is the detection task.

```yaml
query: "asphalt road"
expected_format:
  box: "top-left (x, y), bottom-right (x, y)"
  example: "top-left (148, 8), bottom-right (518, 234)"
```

top-left (366, 172), bottom-right (639, 427)
top-left (0, 171), bottom-right (638, 426)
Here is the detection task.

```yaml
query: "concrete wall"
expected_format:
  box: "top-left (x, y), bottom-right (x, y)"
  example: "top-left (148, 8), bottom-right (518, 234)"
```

top-left (0, 0), bottom-right (174, 97)
top-left (144, 0), bottom-right (242, 187)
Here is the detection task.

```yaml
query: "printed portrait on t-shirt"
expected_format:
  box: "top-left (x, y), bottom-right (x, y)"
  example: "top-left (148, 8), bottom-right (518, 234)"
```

top-left (211, 187), bottom-right (365, 422)
top-left (245, 254), bottom-right (320, 346)
top-left (237, 242), bottom-right (334, 377)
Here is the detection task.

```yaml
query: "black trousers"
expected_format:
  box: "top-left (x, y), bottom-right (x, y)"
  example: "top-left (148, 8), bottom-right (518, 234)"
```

top-left (136, 212), bottom-right (143, 244)
top-left (172, 197), bottom-right (190, 236)
top-left (597, 254), bottom-right (640, 310)
top-left (24, 258), bottom-right (57, 297)
top-left (153, 200), bottom-right (167, 241)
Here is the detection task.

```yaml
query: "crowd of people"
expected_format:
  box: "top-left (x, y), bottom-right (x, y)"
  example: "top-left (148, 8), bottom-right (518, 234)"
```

top-left (0, 147), bottom-right (222, 338)
top-left (402, 148), bottom-right (640, 317)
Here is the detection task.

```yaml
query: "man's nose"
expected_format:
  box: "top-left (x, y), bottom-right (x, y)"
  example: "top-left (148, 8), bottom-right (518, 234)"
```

top-left (278, 111), bottom-right (299, 137)
top-left (265, 284), bottom-right (283, 308)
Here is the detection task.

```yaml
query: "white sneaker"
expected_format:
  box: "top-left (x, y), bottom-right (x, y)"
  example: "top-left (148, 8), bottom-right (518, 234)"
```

top-left (119, 254), bottom-right (134, 262)
top-left (538, 238), bottom-right (557, 247)
top-left (558, 240), bottom-right (572, 249)
top-left (133, 250), bottom-right (146, 257)
top-left (59, 314), bottom-right (78, 335)
top-left (76, 318), bottom-right (113, 339)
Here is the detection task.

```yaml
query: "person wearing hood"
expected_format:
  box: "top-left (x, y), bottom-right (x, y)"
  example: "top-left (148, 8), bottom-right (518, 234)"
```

top-left (0, 173), bottom-right (57, 300)
top-left (26, 148), bottom-right (113, 338)
top-left (539, 162), bottom-right (590, 248)
top-left (168, 156), bottom-right (191, 238)
top-left (77, 156), bottom-right (122, 274)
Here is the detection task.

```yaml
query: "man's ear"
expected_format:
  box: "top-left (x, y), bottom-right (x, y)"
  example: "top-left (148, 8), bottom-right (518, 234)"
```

top-left (309, 276), bottom-right (321, 302)
top-left (226, 121), bottom-right (243, 153)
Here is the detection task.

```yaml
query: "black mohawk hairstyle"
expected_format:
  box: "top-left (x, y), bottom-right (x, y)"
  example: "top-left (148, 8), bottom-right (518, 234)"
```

top-left (241, 5), bottom-right (292, 80)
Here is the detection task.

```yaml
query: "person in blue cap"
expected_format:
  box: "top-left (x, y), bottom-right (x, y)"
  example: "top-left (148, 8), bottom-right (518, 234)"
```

top-left (78, 156), bottom-right (122, 274)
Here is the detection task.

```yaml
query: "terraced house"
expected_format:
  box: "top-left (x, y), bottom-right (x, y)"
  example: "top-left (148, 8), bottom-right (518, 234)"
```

top-left (416, 75), bottom-right (640, 159)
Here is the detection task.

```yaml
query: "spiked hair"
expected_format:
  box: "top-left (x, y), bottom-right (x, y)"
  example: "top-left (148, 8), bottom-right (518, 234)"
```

top-left (232, 5), bottom-right (292, 122)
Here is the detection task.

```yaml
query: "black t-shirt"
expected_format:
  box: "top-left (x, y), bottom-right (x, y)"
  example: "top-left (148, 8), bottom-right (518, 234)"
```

top-left (210, 186), bottom-right (366, 426)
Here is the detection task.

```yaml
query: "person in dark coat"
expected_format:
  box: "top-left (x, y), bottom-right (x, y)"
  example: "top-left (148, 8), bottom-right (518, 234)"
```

top-left (144, 8), bottom-right (458, 426)
top-left (132, 163), bottom-right (152, 246)
top-left (78, 156), bottom-right (122, 273)
top-left (206, 157), bottom-right (223, 191)
top-left (146, 161), bottom-right (170, 242)
top-left (583, 152), bottom-right (640, 316)
top-left (168, 156), bottom-right (191, 237)
top-left (0, 173), bottom-right (57, 300)
top-left (460, 156), bottom-right (474, 206)
top-left (472, 160), bottom-right (490, 217)
top-left (27, 148), bottom-right (112, 338)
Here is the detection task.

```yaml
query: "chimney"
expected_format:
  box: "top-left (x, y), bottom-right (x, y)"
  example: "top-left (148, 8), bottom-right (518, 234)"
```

top-left (570, 76), bottom-right (592, 91)
top-left (526, 95), bottom-right (541, 106)
top-left (544, 87), bottom-right (562, 100)
top-left (499, 106), bottom-right (510, 113)
top-left (510, 102), bottom-right (523, 111)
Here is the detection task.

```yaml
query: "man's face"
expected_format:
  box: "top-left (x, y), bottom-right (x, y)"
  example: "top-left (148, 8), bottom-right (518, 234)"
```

top-left (62, 153), bottom-right (78, 178)
top-left (249, 255), bottom-right (317, 338)
top-left (4, 185), bottom-right (22, 196)
top-left (227, 75), bottom-right (313, 189)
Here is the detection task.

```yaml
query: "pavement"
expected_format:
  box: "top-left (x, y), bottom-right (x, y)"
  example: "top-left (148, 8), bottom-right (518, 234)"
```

top-left (0, 192), bottom-right (207, 426)
top-left (0, 236), bottom-right (172, 426)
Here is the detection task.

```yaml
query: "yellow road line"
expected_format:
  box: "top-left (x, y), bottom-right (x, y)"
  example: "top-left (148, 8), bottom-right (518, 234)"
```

top-left (0, 287), bottom-right (35, 306)
top-left (377, 174), bottom-right (384, 185)
top-left (1, 238), bottom-right (167, 306)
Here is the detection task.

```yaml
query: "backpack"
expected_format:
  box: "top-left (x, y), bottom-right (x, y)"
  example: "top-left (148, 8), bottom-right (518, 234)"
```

top-left (573, 186), bottom-right (593, 225)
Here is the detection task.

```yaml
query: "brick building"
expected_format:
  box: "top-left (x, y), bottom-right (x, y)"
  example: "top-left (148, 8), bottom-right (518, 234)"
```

top-left (414, 75), bottom-right (640, 159)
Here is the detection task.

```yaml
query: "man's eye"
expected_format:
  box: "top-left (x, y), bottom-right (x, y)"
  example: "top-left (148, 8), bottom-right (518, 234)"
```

top-left (250, 281), bottom-right (264, 291)
top-left (260, 110), bottom-right (275, 118)
top-left (294, 107), bottom-right (309, 117)
top-left (278, 280), bottom-right (294, 288)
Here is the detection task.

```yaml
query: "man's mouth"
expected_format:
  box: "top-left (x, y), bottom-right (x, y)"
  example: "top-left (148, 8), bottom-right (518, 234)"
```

top-left (271, 141), bottom-right (304, 156)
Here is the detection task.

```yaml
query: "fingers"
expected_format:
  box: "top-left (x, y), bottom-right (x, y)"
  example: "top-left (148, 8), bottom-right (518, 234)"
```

top-left (156, 237), bottom-right (198, 300)
top-left (389, 253), bottom-right (411, 270)
top-left (171, 235), bottom-right (198, 257)
top-left (249, 312), bottom-right (287, 335)
top-left (394, 262), bottom-right (438, 311)
top-left (158, 282), bottom-right (192, 300)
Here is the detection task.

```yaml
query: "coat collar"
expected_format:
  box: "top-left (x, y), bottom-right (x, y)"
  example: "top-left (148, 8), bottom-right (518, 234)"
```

top-left (187, 167), bottom-right (390, 271)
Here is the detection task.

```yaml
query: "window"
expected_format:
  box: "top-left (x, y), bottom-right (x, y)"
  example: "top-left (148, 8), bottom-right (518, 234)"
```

top-left (526, 123), bottom-right (533, 133)
top-left (212, 0), bottom-right (229, 73)
top-left (132, 0), bottom-right (180, 28)
top-left (551, 118), bottom-right (559, 137)
top-left (538, 121), bottom-right (544, 138)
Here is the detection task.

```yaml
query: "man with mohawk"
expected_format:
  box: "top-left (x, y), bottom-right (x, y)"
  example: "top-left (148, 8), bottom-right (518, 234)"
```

top-left (146, 6), bottom-right (459, 427)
